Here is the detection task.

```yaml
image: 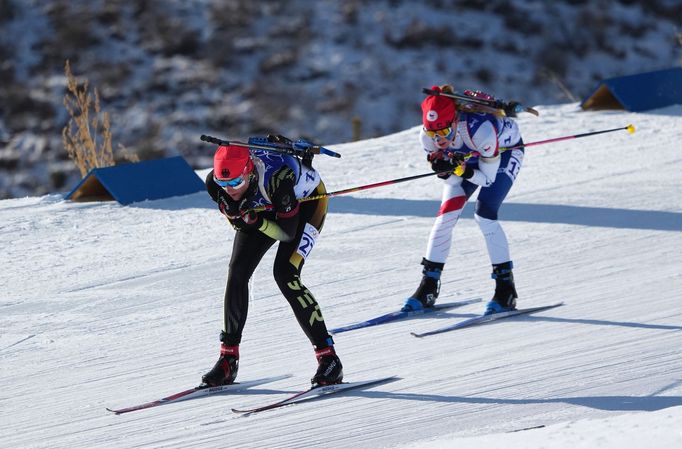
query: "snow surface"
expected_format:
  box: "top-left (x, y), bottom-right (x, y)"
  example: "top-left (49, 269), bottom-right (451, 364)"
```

top-left (1, 104), bottom-right (681, 448)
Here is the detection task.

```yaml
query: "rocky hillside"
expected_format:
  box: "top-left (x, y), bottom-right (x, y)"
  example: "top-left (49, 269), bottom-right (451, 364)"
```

top-left (1, 0), bottom-right (680, 198)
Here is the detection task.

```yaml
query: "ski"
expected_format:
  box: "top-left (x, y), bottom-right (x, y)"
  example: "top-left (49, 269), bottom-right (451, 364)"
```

top-left (107, 374), bottom-right (292, 414)
top-left (411, 302), bottom-right (564, 337)
top-left (329, 298), bottom-right (482, 334)
top-left (231, 376), bottom-right (398, 416)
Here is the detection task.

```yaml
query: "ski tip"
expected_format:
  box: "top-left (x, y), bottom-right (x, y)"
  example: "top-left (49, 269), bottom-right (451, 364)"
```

top-left (526, 106), bottom-right (540, 116)
top-left (106, 408), bottom-right (122, 415)
top-left (410, 332), bottom-right (424, 338)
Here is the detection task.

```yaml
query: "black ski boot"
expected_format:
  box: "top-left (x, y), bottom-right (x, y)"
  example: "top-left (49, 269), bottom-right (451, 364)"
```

top-left (402, 258), bottom-right (445, 312)
top-left (201, 332), bottom-right (239, 387)
top-left (311, 346), bottom-right (343, 387)
top-left (484, 261), bottom-right (518, 315)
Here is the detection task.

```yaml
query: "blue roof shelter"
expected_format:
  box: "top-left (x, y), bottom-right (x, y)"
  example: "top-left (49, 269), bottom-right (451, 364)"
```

top-left (581, 67), bottom-right (682, 112)
top-left (65, 156), bottom-right (205, 205)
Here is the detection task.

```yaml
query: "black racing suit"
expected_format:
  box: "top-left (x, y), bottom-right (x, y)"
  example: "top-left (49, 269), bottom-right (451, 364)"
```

top-left (205, 168), bottom-right (333, 350)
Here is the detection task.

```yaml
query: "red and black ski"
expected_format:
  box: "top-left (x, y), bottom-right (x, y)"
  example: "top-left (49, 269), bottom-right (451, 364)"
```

top-left (107, 374), bottom-right (291, 414)
top-left (231, 376), bottom-right (398, 416)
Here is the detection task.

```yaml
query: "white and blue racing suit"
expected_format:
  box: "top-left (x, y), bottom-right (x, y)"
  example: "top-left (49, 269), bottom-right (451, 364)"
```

top-left (420, 112), bottom-right (524, 265)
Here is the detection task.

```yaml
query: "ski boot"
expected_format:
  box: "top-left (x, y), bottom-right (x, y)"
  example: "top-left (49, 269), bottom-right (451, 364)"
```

top-left (201, 332), bottom-right (239, 387)
top-left (402, 258), bottom-right (444, 312)
top-left (484, 261), bottom-right (518, 315)
top-left (311, 346), bottom-right (343, 387)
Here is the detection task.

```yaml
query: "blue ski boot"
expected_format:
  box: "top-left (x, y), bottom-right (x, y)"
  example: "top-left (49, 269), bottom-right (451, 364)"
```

top-left (402, 259), bottom-right (444, 312)
top-left (484, 261), bottom-right (518, 315)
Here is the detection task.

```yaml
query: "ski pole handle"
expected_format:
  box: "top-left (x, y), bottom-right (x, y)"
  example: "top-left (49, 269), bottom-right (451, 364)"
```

top-left (453, 153), bottom-right (475, 177)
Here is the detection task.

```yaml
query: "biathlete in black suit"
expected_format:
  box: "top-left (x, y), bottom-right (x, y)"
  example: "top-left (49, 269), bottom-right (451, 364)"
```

top-left (202, 137), bottom-right (343, 387)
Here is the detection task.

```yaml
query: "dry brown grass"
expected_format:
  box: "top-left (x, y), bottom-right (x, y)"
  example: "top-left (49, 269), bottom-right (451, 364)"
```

top-left (62, 60), bottom-right (138, 176)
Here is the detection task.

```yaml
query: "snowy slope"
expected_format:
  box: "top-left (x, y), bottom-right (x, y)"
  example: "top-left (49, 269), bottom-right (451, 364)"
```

top-left (4, 0), bottom-right (682, 199)
top-left (1, 104), bottom-right (681, 449)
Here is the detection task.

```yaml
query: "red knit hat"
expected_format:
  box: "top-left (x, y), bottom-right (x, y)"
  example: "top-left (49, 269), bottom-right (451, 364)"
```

top-left (213, 145), bottom-right (254, 180)
top-left (421, 86), bottom-right (457, 130)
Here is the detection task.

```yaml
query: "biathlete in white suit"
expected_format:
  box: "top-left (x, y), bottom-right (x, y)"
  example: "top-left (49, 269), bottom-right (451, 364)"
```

top-left (402, 85), bottom-right (525, 315)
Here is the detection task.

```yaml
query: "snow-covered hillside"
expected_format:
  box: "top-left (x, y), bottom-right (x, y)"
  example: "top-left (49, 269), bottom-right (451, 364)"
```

top-left (1, 103), bottom-right (681, 448)
top-left (2, 0), bottom-right (681, 199)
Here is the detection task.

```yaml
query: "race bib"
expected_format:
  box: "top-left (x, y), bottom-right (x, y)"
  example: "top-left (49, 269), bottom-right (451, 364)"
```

top-left (504, 149), bottom-right (524, 181)
top-left (297, 222), bottom-right (319, 260)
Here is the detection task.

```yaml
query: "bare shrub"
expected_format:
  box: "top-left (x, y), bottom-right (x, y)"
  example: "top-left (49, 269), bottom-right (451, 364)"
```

top-left (61, 60), bottom-right (115, 176)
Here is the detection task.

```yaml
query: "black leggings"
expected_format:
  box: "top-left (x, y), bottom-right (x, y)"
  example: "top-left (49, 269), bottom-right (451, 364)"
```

top-left (222, 187), bottom-right (331, 349)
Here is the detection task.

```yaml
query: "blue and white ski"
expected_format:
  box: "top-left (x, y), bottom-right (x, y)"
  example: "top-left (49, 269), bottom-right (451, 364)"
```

top-left (107, 374), bottom-right (292, 414)
top-left (411, 302), bottom-right (564, 337)
top-left (329, 298), bottom-right (481, 334)
top-left (231, 376), bottom-right (398, 416)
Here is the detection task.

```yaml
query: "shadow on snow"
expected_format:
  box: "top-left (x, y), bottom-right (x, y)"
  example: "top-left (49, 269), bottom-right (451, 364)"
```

top-left (130, 194), bottom-right (681, 232)
top-left (350, 390), bottom-right (682, 412)
top-left (327, 197), bottom-right (682, 232)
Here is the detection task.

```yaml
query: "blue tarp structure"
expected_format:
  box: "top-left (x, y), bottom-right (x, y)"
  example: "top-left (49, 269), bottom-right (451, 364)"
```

top-left (581, 67), bottom-right (682, 112)
top-left (65, 156), bottom-right (205, 205)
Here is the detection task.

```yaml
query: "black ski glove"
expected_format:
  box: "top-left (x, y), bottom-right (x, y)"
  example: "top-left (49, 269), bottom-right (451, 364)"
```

top-left (218, 194), bottom-right (263, 231)
top-left (431, 158), bottom-right (456, 179)
top-left (430, 153), bottom-right (466, 179)
top-left (230, 208), bottom-right (263, 232)
top-left (217, 194), bottom-right (241, 219)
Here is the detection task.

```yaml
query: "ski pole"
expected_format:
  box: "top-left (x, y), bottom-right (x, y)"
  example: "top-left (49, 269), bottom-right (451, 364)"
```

top-left (247, 124), bottom-right (635, 211)
top-left (249, 170), bottom-right (448, 212)
top-left (454, 124), bottom-right (636, 175)
top-left (500, 124), bottom-right (636, 152)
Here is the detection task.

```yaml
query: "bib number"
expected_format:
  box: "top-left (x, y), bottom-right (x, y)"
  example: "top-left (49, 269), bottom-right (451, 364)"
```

top-left (505, 149), bottom-right (524, 181)
top-left (297, 223), bottom-right (319, 260)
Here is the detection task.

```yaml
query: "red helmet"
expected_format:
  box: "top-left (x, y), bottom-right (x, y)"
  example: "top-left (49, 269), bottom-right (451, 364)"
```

top-left (421, 86), bottom-right (456, 130)
top-left (213, 145), bottom-right (254, 180)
